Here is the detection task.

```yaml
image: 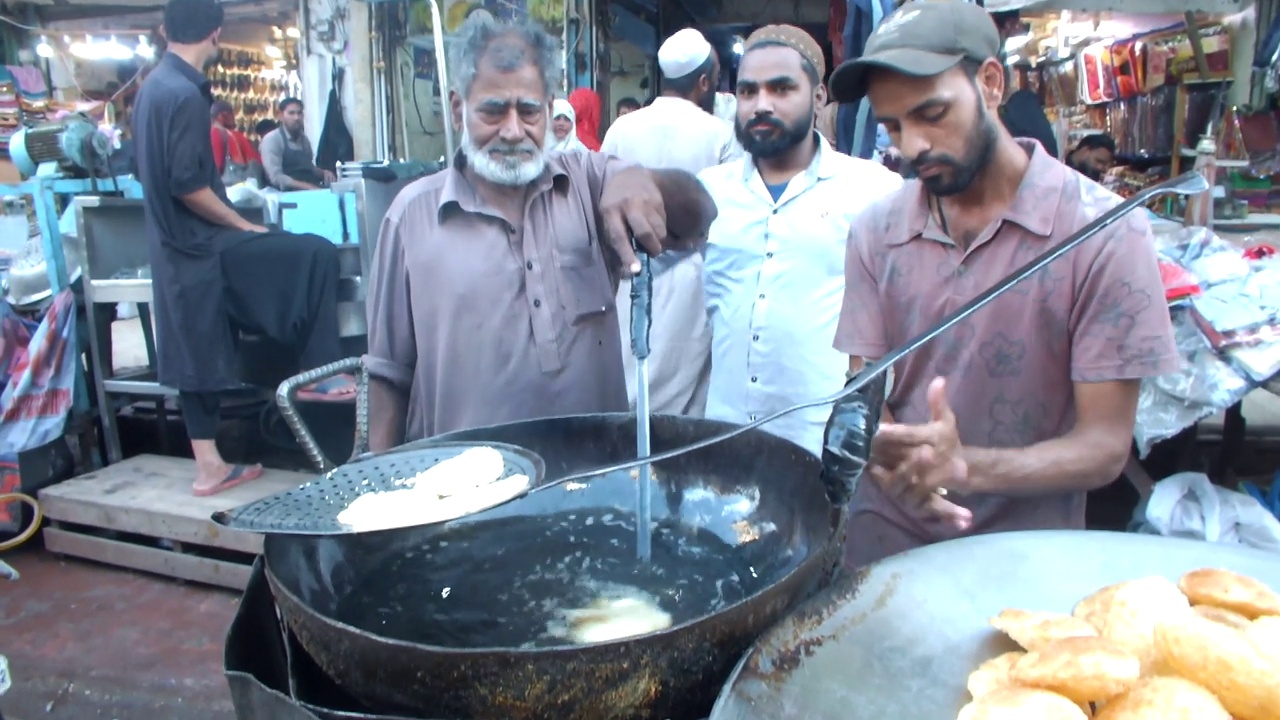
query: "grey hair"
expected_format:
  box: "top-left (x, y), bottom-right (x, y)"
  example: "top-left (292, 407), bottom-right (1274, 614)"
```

top-left (449, 14), bottom-right (561, 100)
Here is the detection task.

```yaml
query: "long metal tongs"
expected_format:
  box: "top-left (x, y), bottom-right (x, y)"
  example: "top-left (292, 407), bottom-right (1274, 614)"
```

top-left (631, 240), bottom-right (654, 562)
top-left (541, 170), bottom-right (1210, 486)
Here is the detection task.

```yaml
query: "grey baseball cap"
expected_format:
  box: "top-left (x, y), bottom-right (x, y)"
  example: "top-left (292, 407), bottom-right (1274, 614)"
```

top-left (829, 0), bottom-right (1001, 104)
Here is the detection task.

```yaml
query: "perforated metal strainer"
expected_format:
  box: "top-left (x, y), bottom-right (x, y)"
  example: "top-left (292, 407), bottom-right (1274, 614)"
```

top-left (211, 441), bottom-right (545, 535)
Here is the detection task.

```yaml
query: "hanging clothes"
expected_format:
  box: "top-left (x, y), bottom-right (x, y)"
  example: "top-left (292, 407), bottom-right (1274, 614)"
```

top-left (315, 61), bottom-right (354, 173)
top-left (568, 88), bottom-right (602, 151)
top-left (549, 98), bottom-right (588, 153)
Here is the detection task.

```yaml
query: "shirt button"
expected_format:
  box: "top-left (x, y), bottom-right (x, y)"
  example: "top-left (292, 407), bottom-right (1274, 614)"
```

top-left (758, 293), bottom-right (765, 300)
top-left (749, 414), bottom-right (757, 421)
top-left (766, 252), bottom-right (774, 259)
top-left (771, 209), bottom-right (778, 215)
top-left (526, 260), bottom-right (534, 270)
top-left (750, 376), bottom-right (758, 383)
top-left (752, 334), bottom-right (759, 341)
top-left (533, 299), bottom-right (542, 308)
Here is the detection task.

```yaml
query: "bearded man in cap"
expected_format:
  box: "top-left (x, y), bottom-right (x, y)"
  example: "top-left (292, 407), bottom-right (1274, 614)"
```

top-left (821, 0), bottom-right (1178, 568)
top-left (600, 28), bottom-right (741, 417)
top-left (698, 25), bottom-right (902, 459)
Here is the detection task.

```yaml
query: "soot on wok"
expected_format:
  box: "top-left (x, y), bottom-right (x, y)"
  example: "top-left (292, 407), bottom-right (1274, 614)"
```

top-left (335, 507), bottom-right (767, 649)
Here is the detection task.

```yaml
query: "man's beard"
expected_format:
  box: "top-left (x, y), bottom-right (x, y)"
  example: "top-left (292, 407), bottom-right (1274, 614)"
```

top-left (460, 122), bottom-right (549, 187)
top-left (1071, 160), bottom-right (1103, 182)
top-left (735, 105), bottom-right (813, 160)
top-left (908, 102), bottom-right (998, 197)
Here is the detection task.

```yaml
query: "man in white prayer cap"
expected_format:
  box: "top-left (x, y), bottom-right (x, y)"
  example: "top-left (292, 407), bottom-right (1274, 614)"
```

top-left (601, 27), bottom-right (740, 417)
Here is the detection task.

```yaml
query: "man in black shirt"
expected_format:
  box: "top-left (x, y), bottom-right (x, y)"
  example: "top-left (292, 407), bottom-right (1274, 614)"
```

top-left (134, 0), bottom-right (353, 495)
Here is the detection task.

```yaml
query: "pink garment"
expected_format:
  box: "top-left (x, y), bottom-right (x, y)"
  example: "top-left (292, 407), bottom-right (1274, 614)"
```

top-left (567, 88), bottom-right (601, 151)
top-left (6, 66), bottom-right (48, 96)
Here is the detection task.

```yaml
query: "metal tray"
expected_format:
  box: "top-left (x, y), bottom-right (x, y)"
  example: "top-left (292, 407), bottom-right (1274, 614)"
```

top-left (710, 530), bottom-right (1280, 720)
top-left (211, 441), bottom-right (544, 535)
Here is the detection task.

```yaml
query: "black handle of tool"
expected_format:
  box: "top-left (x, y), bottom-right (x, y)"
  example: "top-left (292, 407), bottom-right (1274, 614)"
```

top-left (537, 171), bottom-right (1209, 487)
top-left (629, 238), bottom-right (653, 361)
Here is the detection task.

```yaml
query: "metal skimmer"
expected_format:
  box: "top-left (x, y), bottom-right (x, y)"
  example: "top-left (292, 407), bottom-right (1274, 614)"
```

top-left (211, 441), bottom-right (545, 535)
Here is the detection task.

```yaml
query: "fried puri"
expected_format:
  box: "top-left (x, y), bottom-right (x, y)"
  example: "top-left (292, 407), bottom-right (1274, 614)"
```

top-left (1080, 577), bottom-right (1190, 674)
top-left (957, 687), bottom-right (1090, 720)
top-left (1153, 613), bottom-right (1280, 720)
top-left (1191, 604), bottom-right (1253, 630)
top-left (1093, 676), bottom-right (1230, 720)
top-left (990, 609), bottom-right (1099, 652)
top-left (966, 651), bottom-right (1025, 699)
top-left (1179, 568), bottom-right (1280, 619)
top-left (1010, 636), bottom-right (1141, 704)
top-left (1245, 615), bottom-right (1280, 663)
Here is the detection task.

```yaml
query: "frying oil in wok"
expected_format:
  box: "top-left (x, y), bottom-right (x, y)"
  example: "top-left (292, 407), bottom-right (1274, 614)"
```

top-left (334, 509), bottom-right (764, 649)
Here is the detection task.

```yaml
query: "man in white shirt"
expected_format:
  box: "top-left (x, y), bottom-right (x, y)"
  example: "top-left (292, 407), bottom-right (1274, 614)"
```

top-left (601, 28), bottom-right (741, 416)
top-left (699, 25), bottom-right (904, 456)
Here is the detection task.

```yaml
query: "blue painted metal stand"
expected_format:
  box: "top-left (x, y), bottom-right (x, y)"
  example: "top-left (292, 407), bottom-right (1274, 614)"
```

top-left (0, 175), bottom-right (144, 449)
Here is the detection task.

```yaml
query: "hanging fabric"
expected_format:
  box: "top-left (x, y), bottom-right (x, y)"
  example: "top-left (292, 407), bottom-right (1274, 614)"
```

top-left (316, 60), bottom-right (355, 172)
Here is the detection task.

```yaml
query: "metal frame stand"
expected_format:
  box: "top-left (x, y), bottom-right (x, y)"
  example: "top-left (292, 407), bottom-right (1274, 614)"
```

top-left (0, 175), bottom-right (143, 468)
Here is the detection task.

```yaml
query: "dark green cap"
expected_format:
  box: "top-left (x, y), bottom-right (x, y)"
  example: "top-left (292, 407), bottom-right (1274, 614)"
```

top-left (829, 0), bottom-right (1001, 103)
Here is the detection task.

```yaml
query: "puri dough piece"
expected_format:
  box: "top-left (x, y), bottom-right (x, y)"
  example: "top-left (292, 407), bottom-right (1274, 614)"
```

top-left (1093, 676), bottom-right (1230, 720)
top-left (1245, 616), bottom-right (1280, 663)
top-left (1178, 568), bottom-right (1280, 619)
top-left (1192, 604), bottom-right (1253, 630)
top-left (991, 609), bottom-right (1099, 652)
top-left (1010, 636), bottom-right (1141, 705)
top-left (1089, 577), bottom-right (1190, 675)
top-left (967, 651), bottom-right (1026, 699)
top-left (957, 687), bottom-right (1089, 720)
top-left (1152, 614), bottom-right (1280, 720)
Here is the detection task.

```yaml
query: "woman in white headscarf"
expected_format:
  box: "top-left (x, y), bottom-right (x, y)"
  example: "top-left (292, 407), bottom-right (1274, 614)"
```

top-left (549, 98), bottom-right (588, 153)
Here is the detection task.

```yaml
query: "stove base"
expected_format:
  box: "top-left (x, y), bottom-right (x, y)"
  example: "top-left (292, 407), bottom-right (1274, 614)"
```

top-left (224, 559), bottom-right (435, 720)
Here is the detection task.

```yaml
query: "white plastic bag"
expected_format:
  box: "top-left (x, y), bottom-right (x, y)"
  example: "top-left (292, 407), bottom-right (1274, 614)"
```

top-left (1140, 472), bottom-right (1280, 553)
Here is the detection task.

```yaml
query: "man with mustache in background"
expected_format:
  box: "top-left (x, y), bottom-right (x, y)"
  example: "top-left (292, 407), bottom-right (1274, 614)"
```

top-left (823, 1), bottom-right (1178, 568)
top-left (363, 15), bottom-right (718, 450)
top-left (698, 25), bottom-right (902, 458)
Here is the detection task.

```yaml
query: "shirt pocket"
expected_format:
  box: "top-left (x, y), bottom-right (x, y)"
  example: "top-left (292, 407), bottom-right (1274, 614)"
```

top-left (556, 245), bottom-right (614, 325)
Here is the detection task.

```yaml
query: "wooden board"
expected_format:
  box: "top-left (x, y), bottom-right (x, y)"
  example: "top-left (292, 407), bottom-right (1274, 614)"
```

top-left (38, 454), bottom-right (309, 555)
top-left (42, 526), bottom-right (253, 591)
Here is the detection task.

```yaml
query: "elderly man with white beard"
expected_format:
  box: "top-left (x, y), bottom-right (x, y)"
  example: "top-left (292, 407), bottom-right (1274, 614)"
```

top-left (363, 15), bottom-right (718, 450)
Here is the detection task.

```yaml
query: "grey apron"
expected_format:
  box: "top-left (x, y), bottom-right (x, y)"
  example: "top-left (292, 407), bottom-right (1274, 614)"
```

top-left (280, 136), bottom-right (324, 187)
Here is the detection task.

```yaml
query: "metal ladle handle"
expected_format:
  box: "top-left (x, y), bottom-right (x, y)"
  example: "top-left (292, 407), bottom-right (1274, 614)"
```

top-left (543, 171), bottom-right (1211, 487)
top-left (630, 240), bottom-right (653, 360)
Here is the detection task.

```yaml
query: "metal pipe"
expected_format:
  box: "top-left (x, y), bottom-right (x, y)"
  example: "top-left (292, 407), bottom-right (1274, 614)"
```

top-left (426, 0), bottom-right (455, 162)
top-left (549, 171), bottom-right (1213, 485)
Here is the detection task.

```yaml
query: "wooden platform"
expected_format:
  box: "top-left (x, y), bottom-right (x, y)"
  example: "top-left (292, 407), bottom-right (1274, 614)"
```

top-left (37, 454), bottom-right (309, 590)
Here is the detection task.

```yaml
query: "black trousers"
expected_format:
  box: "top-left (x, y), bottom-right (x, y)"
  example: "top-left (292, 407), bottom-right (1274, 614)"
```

top-left (180, 230), bottom-right (343, 441)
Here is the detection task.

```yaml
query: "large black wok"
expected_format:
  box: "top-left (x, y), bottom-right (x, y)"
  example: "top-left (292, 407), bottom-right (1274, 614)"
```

top-left (263, 413), bottom-right (841, 720)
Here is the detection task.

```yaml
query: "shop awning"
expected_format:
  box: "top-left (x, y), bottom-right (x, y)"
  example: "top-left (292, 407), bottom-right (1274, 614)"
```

top-left (32, 0), bottom-right (293, 33)
top-left (985, 0), bottom-right (1248, 12)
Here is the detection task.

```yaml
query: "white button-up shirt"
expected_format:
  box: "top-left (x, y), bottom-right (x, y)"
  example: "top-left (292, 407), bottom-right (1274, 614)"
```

top-left (698, 138), bottom-right (904, 456)
top-left (602, 96), bottom-right (742, 416)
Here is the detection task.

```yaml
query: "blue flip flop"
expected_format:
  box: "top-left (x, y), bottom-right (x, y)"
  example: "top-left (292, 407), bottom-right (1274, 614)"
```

top-left (296, 375), bottom-right (356, 403)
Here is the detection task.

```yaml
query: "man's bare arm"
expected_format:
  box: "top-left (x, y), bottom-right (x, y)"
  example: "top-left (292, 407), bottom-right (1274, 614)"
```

top-left (961, 380), bottom-right (1138, 496)
top-left (650, 169), bottom-right (717, 241)
top-left (178, 188), bottom-right (265, 232)
top-left (367, 378), bottom-right (409, 452)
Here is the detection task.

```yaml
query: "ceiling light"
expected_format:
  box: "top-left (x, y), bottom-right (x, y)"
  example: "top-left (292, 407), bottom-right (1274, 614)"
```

top-left (265, 44), bottom-right (283, 58)
top-left (35, 36), bottom-right (53, 58)
top-left (286, 26), bottom-right (301, 38)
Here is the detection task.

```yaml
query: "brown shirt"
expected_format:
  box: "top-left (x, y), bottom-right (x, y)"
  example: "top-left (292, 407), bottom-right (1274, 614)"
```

top-left (363, 151), bottom-right (630, 441)
top-left (834, 140), bottom-right (1180, 565)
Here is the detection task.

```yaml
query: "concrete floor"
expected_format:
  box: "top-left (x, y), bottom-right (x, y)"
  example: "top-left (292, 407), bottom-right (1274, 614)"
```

top-left (1, 547), bottom-right (238, 720)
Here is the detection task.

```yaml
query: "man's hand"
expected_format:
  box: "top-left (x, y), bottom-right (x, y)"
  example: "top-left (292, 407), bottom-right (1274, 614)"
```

top-left (866, 377), bottom-right (973, 530)
top-left (244, 224), bottom-right (270, 234)
top-left (321, 169), bottom-right (337, 184)
top-left (599, 167), bottom-right (668, 275)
